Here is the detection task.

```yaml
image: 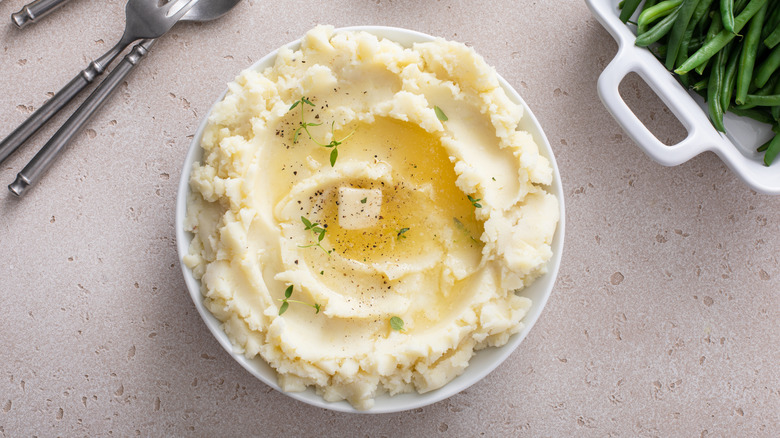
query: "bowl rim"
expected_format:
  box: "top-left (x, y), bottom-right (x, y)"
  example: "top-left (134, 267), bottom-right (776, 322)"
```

top-left (175, 25), bottom-right (566, 414)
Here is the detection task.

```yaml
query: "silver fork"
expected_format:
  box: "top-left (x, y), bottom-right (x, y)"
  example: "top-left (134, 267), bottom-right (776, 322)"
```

top-left (0, 0), bottom-right (200, 166)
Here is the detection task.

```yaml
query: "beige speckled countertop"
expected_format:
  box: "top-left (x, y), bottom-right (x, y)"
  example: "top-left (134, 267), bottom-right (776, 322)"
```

top-left (1, 0), bottom-right (778, 436)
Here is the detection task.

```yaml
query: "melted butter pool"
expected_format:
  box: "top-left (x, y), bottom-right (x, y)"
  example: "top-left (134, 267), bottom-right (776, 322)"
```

top-left (317, 117), bottom-right (483, 264)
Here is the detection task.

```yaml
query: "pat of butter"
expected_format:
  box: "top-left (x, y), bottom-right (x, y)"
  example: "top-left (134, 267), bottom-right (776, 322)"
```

top-left (338, 187), bottom-right (382, 230)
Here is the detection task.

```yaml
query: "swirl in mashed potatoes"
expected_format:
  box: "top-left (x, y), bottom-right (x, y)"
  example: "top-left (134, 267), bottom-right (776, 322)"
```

top-left (184, 25), bottom-right (559, 410)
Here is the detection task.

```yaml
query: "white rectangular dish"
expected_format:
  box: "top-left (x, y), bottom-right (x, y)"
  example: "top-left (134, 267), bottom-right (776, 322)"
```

top-left (586, 0), bottom-right (780, 194)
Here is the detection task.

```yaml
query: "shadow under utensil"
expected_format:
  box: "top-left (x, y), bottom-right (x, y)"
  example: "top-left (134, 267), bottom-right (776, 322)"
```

top-left (0, 186), bottom-right (25, 216)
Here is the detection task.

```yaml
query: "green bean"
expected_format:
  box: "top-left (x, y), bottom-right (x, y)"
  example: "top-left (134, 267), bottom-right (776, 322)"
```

top-left (761, 10), bottom-right (775, 32)
top-left (679, 72), bottom-right (692, 87)
top-left (760, 2), bottom-right (780, 40)
top-left (721, 0), bottom-right (736, 32)
top-left (638, 0), bottom-right (684, 34)
top-left (735, 2), bottom-right (768, 104)
top-left (734, 73), bottom-right (779, 109)
top-left (639, 0), bottom-right (663, 18)
top-left (620, 0), bottom-right (644, 23)
top-left (652, 44), bottom-right (669, 59)
top-left (675, 30), bottom-right (693, 67)
top-left (765, 27), bottom-right (780, 49)
top-left (754, 45), bottom-right (780, 88)
top-left (771, 78), bottom-right (780, 120)
top-left (692, 78), bottom-right (709, 90)
top-left (695, 5), bottom-right (713, 35)
top-left (691, 0), bottom-right (718, 34)
top-left (743, 94), bottom-right (780, 106)
top-left (676, 0), bottom-right (716, 68)
top-left (708, 44), bottom-right (729, 131)
top-left (728, 0), bottom-right (766, 32)
top-left (688, 34), bottom-right (707, 52)
top-left (696, 10), bottom-right (724, 74)
top-left (676, 0), bottom-right (769, 74)
top-left (762, 129), bottom-right (780, 165)
top-left (636, 7), bottom-right (683, 47)
top-left (730, 106), bottom-right (775, 123)
top-left (721, 42), bottom-right (741, 109)
top-left (667, 0), bottom-right (703, 69)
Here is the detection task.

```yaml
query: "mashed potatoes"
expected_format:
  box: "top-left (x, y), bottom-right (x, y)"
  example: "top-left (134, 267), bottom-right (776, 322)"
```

top-left (184, 26), bottom-right (559, 410)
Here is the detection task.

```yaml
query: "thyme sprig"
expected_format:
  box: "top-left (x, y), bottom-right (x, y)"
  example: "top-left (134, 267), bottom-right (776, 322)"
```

top-left (299, 216), bottom-right (332, 255)
top-left (289, 96), bottom-right (355, 166)
top-left (278, 285), bottom-right (321, 315)
top-left (467, 195), bottom-right (482, 208)
top-left (290, 97), bottom-right (320, 144)
top-left (396, 227), bottom-right (410, 240)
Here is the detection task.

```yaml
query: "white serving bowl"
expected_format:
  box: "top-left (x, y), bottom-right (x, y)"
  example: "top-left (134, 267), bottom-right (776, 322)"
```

top-left (587, 0), bottom-right (780, 194)
top-left (175, 26), bottom-right (565, 413)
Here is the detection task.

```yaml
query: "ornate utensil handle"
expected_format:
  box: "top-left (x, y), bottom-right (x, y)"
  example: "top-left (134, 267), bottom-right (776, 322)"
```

top-left (9, 40), bottom-right (155, 197)
top-left (0, 41), bottom-right (128, 166)
top-left (12, 0), bottom-right (73, 28)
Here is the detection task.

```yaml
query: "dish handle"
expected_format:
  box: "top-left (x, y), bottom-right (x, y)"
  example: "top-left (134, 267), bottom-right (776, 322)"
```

top-left (597, 45), bottom-right (725, 166)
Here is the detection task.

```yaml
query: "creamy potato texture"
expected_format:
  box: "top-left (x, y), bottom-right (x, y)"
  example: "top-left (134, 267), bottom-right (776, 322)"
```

top-left (184, 26), bottom-right (559, 410)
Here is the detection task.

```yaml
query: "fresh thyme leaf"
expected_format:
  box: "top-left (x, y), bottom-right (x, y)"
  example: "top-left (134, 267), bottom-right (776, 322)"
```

top-left (318, 230), bottom-right (326, 242)
top-left (360, 198), bottom-right (367, 204)
top-left (330, 148), bottom-right (338, 167)
top-left (468, 195), bottom-right (482, 208)
top-left (397, 227), bottom-right (410, 239)
top-left (293, 127), bottom-right (302, 144)
top-left (314, 303), bottom-right (321, 314)
top-left (434, 106), bottom-right (448, 122)
top-left (390, 316), bottom-right (405, 331)
top-left (289, 97), bottom-right (314, 114)
top-left (285, 285), bottom-right (293, 299)
top-left (279, 301), bottom-right (289, 315)
top-left (301, 216), bottom-right (312, 228)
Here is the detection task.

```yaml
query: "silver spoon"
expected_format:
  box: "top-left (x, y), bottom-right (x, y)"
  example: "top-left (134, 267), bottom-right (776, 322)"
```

top-left (8, 0), bottom-right (243, 197)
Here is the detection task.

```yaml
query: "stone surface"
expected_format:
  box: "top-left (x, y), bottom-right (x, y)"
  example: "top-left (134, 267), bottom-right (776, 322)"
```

top-left (1, 0), bottom-right (778, 436)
